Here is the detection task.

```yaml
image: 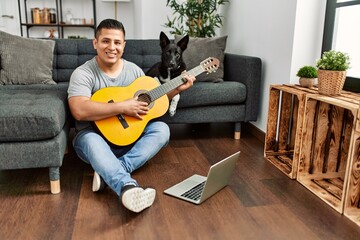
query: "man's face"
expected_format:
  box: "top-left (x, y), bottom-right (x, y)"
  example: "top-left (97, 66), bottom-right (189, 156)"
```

top-left (93, 28), bottom-right (125, 66)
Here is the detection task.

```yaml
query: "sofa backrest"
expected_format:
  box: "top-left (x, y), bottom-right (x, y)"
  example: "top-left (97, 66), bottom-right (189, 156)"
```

top-left (53, 39), bottom-right (95, 83)
top-left (53, 39), bottom-right (162, 83)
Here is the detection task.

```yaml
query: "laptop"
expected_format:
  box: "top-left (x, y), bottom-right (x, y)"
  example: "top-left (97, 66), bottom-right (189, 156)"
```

top-left (164, 151), bottom-right (240, 204)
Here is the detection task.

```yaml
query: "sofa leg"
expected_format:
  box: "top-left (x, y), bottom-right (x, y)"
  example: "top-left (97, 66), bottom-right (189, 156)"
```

top-left (49, 166), bottom-right (61, 194)
top-left (50, 180), bottom-right (61, 194)
top-left (234, 122), bottom-right (241, 140)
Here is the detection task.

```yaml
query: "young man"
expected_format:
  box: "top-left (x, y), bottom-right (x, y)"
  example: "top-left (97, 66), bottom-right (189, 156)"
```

top-left (68, 19), bottom-right (195, 213)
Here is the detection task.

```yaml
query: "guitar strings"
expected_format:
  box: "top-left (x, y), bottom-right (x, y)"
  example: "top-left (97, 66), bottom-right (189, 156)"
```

top-left (137, 60), bottom-right (217, 104)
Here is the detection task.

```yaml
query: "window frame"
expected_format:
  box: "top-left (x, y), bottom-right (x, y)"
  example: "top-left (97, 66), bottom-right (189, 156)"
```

top-left (322, 0), bottom-right (360, 91)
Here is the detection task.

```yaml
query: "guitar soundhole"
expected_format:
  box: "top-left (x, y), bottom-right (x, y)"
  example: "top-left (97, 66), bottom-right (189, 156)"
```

top-left (138, 92), bottom-right (151, 104)
top-left (137, 92), bottom-right (154, 109)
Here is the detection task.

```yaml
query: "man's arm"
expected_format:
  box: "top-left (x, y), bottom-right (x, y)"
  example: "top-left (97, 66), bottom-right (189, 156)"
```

top-left (68, 96), bottom-right (149, 121)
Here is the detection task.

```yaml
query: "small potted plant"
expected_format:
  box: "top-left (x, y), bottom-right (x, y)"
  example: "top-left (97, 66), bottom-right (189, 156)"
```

top-left (316, 50), bottom-right (350, 95)
top-left (296, 65), bottom-right (317, 88)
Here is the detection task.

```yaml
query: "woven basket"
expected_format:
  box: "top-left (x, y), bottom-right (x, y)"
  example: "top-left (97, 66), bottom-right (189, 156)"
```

top-left (317, 69), bottom-right (346, 95)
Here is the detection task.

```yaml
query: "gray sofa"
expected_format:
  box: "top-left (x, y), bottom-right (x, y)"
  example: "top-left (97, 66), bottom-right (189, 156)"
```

top-left (0, 39), bottom-right (261, 194)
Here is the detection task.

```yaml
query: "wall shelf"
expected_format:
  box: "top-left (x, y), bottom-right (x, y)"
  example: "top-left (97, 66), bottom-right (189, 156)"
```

top-left (18, 0), bottom-right (97, 38)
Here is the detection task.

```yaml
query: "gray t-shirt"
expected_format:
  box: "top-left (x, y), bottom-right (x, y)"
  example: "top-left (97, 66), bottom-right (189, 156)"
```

top-left (68, 57), bottom-right (145, 130)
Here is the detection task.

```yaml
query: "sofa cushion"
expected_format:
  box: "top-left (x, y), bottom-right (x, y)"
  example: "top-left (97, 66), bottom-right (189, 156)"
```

top-left (177, 81), bottom-right (246, 108)
top-left (0, 82), bottom-right (69, 91)
top-left (53, 39), bottom-right (96, 83)
top-left (0, 31), bottom-right (56, 85)
top-left (122, 39), bottom-right (162, 73)
top-left (0, 89), bottom-right (68, 141)
top-left (175, 35), bottom-right (227, 83)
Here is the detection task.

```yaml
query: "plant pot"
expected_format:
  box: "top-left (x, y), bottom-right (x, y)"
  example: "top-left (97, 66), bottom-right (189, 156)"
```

top-left (317, 69), bottom-right (346, 95)
top-left (299, 77), bottom-right (315, 88)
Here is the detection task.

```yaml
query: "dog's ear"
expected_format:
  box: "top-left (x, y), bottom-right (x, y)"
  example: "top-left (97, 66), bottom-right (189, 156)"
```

top-left (159, 31), bottom-right (170, 49)
top-left (177, 35), bottom-right (189, 51)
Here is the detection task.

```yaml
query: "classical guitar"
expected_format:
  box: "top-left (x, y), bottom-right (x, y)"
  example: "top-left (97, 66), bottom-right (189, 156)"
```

top-left (91, 57), bottom-right (220, 146)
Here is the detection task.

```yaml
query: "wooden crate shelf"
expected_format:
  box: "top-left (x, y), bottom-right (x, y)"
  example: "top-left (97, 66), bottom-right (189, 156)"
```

top-left (264, 85), bottom-right (315, 179)
top-left (344, 131), bottom-right (360, 227)
top-left (297, 93), bottom-right (359, 213)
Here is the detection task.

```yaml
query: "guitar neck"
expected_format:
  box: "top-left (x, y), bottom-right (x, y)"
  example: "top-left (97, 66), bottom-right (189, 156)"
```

top-left (147, 65), bottom-right (204, 102)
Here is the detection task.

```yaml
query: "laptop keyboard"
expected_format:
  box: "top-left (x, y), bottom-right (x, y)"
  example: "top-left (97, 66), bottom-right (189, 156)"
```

top-left (181, 181), bottom-right (206, 201)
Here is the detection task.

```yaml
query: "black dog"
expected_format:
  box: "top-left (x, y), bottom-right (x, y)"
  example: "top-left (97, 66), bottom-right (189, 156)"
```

top-left (146, 32), bottom-right (189, 116)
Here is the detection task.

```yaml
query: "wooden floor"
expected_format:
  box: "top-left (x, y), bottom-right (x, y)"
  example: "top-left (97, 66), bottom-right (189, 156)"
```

top-left (0, 123), bottom-right (359, 240)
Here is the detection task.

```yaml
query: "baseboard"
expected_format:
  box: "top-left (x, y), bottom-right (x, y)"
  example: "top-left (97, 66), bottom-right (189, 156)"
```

top-left (243, 122), bottom-right (265, 143)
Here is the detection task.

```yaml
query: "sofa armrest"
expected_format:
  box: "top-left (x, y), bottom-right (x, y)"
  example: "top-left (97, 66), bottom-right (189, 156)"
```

top-left (223, 53), bottom-right (262, 121)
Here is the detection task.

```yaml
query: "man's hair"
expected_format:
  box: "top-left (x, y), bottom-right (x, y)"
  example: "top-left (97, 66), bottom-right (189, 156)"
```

top-left (95, 19), bottom-right (125, 39)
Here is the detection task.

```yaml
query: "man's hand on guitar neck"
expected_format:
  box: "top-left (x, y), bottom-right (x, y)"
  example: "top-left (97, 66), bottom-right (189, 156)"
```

top-left (167, 72), bottom-right (195, 100)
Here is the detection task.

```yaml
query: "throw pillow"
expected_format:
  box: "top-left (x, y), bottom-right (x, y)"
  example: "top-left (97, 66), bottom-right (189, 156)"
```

top-left (0, 30), bottom-right (56, 85)
top-left (175, 35), bottom-right (227, 82)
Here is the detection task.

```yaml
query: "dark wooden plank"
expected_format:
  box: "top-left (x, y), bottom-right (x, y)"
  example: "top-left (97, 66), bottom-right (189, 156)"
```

top-left (277, 155), bottom-right (293, 169)
top-left (327, 178), bottom-right (344, 190)
top-left (278, 92), bottom-right (292, 150)
top-left (265, 88), bottom-right (280, 152)
top-left (0, 156), bottom-right (84, 240)
top-left (265, 150), bottom-right (294, 156)
top-left (313, 179), bottom-right (342, 200)
top-left (323, 105), bottom-right (344, 173)
top-left (338, 109), bottom-right (354, 172)
top-left (289, 95), bottom-right (299, 149)
top-left (266, 156), bottom-right (292, 175)
top-left (344, 132), bottom-right (360, 226)
top-left (298, 99), bottom-right (317, 175)
top-left (0, 123), bottom-right (360, 239)
top-left (312, 102), bottom-right (330, 174)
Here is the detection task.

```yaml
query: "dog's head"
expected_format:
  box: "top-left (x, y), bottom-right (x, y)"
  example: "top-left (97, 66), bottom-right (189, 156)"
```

top-left (159, 31), bottom-right (189, 71)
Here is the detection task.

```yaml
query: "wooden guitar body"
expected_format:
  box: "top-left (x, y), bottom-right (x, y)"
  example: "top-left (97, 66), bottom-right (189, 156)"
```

top-left (91, 76), bottom-right (169, 146)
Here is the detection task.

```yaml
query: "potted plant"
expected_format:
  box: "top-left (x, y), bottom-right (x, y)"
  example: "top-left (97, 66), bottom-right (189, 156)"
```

top-left (164, 0), bottom-right (229, 37)
top-left (316, 50), bottom-right (350, 95)
top-left (296, 65), bottom-right (317, 88)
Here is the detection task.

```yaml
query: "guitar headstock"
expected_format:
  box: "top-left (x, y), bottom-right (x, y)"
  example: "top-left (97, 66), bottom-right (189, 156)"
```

top-left (200, 57), bottom-right (220, 73)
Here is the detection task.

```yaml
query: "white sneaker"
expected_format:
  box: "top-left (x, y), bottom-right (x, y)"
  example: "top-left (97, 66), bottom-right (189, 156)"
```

top-left (121, 186), bottom-right (156, 213)
top-left (92, 171), bottom-right (106, 192)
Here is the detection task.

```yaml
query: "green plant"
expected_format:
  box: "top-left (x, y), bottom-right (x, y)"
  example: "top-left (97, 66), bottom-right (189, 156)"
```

top-left (316, 50), bottom-right (350, 71)
top-left (164, 0), bottom-right (229, 37)
top-left (296, 66), bottom-right (318, 78)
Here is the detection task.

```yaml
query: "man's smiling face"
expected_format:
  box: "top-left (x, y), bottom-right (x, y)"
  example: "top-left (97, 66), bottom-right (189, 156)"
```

top-left (93, 28), bottom-right (126, 67)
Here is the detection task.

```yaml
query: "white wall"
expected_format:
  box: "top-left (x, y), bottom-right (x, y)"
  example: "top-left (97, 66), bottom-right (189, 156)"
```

top-left (131, 0), bottom-right (172, 39)
top-left (221, 0), bottom-right (326, 131)
top-left (221, 0), bottom-right (297, 132)
top-left (290, 0), bottom-right (327, 84)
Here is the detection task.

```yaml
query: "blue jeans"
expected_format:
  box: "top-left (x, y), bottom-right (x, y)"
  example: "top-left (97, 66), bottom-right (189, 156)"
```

top-left (73, 121), bottom-right (170, 196)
